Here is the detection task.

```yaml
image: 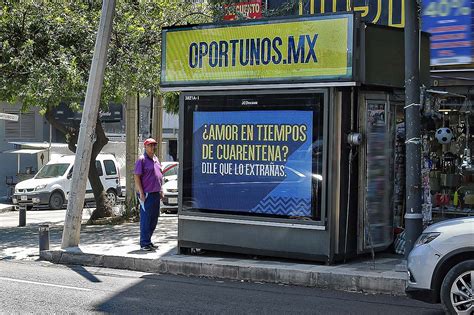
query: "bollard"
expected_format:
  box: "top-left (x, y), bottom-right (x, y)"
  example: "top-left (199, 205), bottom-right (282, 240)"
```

top-left (39, 224), bottom-right (50, 252)
top-left (18, 205), bottom-right (26, 227)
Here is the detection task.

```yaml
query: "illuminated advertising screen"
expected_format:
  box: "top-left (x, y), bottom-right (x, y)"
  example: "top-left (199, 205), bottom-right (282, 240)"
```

top-left (183, 93), bottom-right (324, 220)
top-left (161, 15), bottom-right (353, 87)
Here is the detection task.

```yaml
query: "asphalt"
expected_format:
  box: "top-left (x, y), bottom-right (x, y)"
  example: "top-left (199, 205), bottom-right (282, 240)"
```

top-left (0, 204), bottom-right (408, 296)
top-left (1, 260), bottom-right (442, 314)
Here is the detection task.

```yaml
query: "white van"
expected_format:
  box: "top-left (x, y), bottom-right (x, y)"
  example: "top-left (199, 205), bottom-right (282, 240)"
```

top-left (12, 153), bottom-right (122, 210)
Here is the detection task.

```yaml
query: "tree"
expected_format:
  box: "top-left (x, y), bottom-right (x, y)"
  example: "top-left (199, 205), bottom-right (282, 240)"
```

top-left (0, 0), bottom-right (212, 219)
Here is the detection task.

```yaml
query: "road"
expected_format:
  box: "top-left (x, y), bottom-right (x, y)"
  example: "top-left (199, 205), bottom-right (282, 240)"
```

top-left (0, 260), bottom-right (443, 314)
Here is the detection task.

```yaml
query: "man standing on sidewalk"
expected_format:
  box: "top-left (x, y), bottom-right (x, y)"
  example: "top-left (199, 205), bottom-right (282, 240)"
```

top-left (134, 138), bottom-right (164, 251)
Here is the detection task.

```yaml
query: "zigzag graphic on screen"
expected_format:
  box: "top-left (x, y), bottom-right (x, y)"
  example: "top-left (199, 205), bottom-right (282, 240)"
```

top-left (251, 196), bottom-right (311, 216)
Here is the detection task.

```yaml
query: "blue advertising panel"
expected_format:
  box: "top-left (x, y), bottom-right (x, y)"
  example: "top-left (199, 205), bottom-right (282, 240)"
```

top-left (192, 110), bottom-right (314, 217)
top-left (422, 0), bottom-right (472, 65)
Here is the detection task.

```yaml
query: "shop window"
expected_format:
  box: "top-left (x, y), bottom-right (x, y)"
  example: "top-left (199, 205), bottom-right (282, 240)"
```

top-left (423, 95), bottom-right (474, 220)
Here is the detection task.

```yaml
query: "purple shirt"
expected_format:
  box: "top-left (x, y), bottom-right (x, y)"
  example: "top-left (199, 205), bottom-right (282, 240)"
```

top-left (134, 154), bottom-right (163, 193)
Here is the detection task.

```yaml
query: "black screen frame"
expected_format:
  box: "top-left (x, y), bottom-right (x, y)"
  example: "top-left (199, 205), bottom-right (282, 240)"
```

top-left (181, 90), bottom-right (327, 222)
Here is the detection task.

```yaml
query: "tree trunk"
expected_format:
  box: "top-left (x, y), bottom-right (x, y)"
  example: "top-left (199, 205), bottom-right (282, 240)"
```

top-left (88, 118), bottom-right (111, 220)
top-left (44, 109), bottom-right (112, 219)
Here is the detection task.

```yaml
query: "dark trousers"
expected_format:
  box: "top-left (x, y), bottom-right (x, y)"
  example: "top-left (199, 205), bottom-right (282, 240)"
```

top-left (139, 192), bottom-right (161, 247)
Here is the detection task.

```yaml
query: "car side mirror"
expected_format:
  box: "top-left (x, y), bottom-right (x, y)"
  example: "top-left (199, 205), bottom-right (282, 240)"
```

top-left (67, 173), bottom-right (72, 179)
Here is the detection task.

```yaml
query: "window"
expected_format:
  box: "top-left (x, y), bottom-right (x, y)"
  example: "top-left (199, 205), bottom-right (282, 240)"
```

top-left (95, 161), bottom-right (104, 176)
top-left (64, 161), bottom-right (103, 177)
top-left (36, 164), bottom-right (70, 179)
top-left (4, 111), bottom-right (36, 140)
top-left (103, 160), bottom-right (117, 176)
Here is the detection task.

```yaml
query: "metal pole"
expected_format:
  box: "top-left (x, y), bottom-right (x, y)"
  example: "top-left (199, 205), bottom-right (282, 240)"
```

top-left (149, 91), bottom-right (154, 137)
top-left (404, 0), bottom-right (423, 257)
top-left (39, 224), bottom-right (50, 252)
top-left (125, 94), bottom-right (138, 205)
top-left (18, 205), bottom-right (26, 227)
top-left (152, 95), bottom-right (164, 161)
top-left (61, 0), bottom-right (116, 248)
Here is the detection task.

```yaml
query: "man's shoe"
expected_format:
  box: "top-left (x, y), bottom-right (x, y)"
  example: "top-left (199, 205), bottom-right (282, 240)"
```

top-left (141, 245), bottom-right (155, 251)
top-left (150, 243), bottom-right (159, 249)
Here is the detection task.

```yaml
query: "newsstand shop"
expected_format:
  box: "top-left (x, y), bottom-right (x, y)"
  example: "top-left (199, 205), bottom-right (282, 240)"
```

top-left (161, 13), bottom-right (430, 263)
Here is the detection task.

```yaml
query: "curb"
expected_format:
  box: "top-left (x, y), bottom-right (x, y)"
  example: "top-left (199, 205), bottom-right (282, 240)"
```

top-left (40, 250), bottom-right (407, 296)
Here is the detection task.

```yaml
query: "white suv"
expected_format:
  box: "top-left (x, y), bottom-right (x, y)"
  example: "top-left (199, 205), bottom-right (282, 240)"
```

top-left (406, 217), bottom-right (474, 314)
top-left (13, 153), bottom-right (121, 210)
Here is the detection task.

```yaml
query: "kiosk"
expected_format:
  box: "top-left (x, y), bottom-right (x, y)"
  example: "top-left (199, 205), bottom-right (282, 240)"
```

top-left (161, 13), bottom-right (430, 263)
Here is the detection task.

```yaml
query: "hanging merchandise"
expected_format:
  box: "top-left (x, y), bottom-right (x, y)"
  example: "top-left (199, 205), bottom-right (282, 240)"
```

top-left (421, 135), bottom-right (432, 225)
top-left (435, 127), bottom-right (454, 144)
top-left (423, 91), bottom-right (474, 219)
top-left (393, 120), bottom-right (406, 228)
top-left (460, 99), bottom-right (474, 173)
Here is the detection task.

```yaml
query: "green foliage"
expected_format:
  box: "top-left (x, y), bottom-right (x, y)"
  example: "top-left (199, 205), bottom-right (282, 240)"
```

top-left (0, 1), bottom-right (213, 113)
top-left (163, 92), bottom-right (179, 115)
top-left (0, 0), bottom-right (298, 116)
top-left (264, 0), bottom-right (300, 17)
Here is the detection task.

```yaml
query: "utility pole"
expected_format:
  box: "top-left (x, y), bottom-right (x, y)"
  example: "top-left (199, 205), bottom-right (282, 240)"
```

top-left (152, 94), bottom-right (164, 161)
top-left (61, 0), bottom-right (115, 248)
top-left (404, 0), bottom-right (423, 257)
top-left (125, 94), bottom-right (138, 204)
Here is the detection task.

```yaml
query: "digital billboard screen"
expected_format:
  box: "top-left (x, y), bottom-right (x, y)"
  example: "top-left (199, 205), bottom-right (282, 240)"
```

top-left (183, 93), bottom-right (324, 220)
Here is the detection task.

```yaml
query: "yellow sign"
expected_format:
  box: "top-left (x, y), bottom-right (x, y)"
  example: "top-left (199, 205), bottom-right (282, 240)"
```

top-left (161, 15), bottom-right (353, 86)
top-left (299, 0), bottom-right (405, 28)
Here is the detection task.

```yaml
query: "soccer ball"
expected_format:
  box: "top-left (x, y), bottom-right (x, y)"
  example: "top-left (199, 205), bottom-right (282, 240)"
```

top-left (435, 127), bottom-right (453, 144)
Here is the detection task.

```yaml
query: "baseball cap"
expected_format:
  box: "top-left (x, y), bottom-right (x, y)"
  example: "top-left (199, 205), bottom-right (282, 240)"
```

top-left (143, 138), bottom-right (158, 146)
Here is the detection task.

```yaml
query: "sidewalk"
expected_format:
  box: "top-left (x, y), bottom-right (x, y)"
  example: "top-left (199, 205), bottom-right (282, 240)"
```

top-left (0, 210), bottom-right (407, 295)
top-left (35, 216), bottom-right (406, 296)
top-left (0, 202), bottom-right (14, 213)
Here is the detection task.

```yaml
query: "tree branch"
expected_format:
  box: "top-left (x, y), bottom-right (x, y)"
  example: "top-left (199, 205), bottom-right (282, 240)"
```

top-left (170, 12), bottom-right (213, 26)
top-left (44, 107), bottom-right (68, 135)
top-left (91, 118), bottom-right (108, 158)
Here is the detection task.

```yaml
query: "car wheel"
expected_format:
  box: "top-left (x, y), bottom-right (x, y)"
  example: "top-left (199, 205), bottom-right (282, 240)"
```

top-left (106, 189), bottom-right (117, 206)
top-left (441, 260), bottom-right (474, 315)
top-left (49, 192), bottom-right (64, 210)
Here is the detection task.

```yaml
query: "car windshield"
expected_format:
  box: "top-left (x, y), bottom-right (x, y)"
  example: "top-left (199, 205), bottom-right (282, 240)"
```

top-left (35, 163), bottom-right (70, 179)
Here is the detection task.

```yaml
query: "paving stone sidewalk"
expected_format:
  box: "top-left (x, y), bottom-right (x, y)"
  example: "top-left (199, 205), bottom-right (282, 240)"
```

top-left (0, 211), bottom-right (407, 295)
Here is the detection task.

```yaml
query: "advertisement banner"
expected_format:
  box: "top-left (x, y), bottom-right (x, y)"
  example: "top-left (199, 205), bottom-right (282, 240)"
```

top-left (162, 15), bottom-right (353, 86)
top-left (224, 0), bottom-right (263, 21)
top-left (422, 0), bottom-right (472, 65)
top-left (296, 0), bottom-right (405, 28)
top-left (192, 110), bottom-right (314, 217)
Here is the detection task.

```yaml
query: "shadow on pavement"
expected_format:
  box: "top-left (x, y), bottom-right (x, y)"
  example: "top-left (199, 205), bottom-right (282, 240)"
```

top-left (67, 264), bottom-right (102, 283)
top-left (91, 273), bottom-right (444, 315)
top-left (0, 215), bottom-right (178, 260)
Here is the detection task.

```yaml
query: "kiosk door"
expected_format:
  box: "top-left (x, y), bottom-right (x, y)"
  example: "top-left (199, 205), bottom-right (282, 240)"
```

top-left (358, 94), bottom-right (395, 253)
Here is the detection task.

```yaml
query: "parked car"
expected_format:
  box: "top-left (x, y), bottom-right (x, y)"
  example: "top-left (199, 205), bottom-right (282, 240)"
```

top-left (161, 174), bottom-right (178, 214)
top-left (162, 161), bottom-right (178, 182)
top-left (12, 153), bottom-right (122, 210)
top-left (406, 217), bottom-right (474, 314)
top-left (117, 161), bottom-right (177, 200)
